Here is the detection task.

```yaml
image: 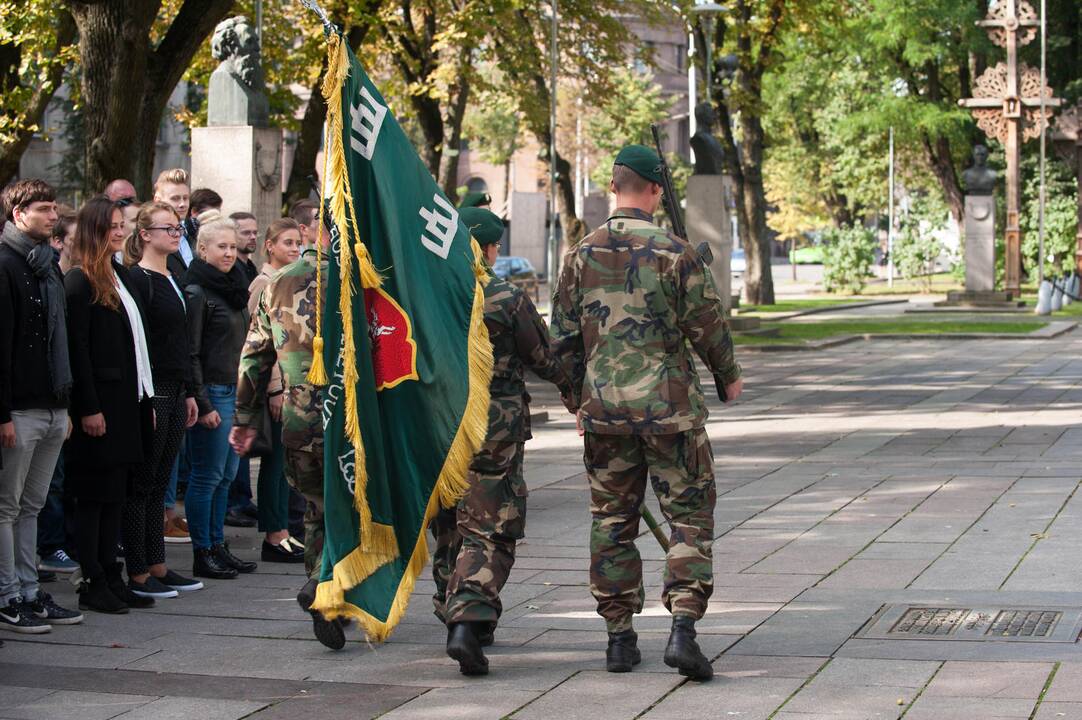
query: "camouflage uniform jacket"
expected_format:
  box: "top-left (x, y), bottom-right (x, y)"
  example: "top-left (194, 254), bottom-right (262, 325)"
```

top-left (551, 207), bottom-right (741, 435)
top-left (235, 258), bottom-right (326, 453)
top-left (483, 275), bottom-right (577, 442)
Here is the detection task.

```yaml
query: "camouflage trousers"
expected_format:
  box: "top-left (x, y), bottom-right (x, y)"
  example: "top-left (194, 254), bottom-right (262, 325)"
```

top-left (585, 429), bottom-right (716, 633)
top-left (431, 440), bottom-right (526, 626)
top-left (284, 447), bottom-right (324, 579)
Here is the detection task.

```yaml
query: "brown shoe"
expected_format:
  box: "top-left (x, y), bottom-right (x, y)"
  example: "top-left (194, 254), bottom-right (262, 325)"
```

top-left (164, 516), bottom-right (191, 544)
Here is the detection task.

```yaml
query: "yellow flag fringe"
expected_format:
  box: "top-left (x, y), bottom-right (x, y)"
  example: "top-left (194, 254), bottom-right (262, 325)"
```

top-left (309, 33), bottom-right (494, 643)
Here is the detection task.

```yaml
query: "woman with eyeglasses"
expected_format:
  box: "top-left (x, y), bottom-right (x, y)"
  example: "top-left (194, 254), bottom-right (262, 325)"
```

top-left (184, 210), bottom-right (256, 579)
top-left (119, 202), bottom-right (205, 599)
top-left (65, 197), bottom-right (155, 614)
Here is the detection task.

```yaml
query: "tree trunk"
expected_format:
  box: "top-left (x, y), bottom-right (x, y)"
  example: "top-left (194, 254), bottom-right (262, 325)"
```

top-left (69, 0), bottom-right (235, 196)
top-left (0, 11), bottom-right (77, 188)
top-left (284, 19), bottom-right (372, 206)
top-left (438, 65), bottom-right (471, 199)
top-left (922, 133), bottom-right (965, 223)
top-left (738, 111), bottom-right (775, 305)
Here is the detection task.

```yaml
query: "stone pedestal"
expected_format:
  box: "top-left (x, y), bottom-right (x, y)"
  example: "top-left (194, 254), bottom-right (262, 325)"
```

top-left (686, 175), bottom-right (733, 313)
top-left (964, 194), bottom-right (995, 293)
top-left (190, 125), bottom-right (283, 244)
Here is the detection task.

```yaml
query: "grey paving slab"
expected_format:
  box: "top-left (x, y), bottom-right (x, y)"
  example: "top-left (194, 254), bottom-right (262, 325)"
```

top-left (640, 675), bottom-right (808, 720)
top-left (1035, 701), bottom-right (1082, 719)
top-left (923, 661), bottom-right (1054, 699)
top-left (377, 687), bottom-right (539, 719)
top-left (510, 671), bottom-right (681, 720)
top-left (111, 697), bottom-right (269, 720)
top-left (901, 695), bottom-right (1036, 719)
top-left (2, 690), bottom-right (157, 720)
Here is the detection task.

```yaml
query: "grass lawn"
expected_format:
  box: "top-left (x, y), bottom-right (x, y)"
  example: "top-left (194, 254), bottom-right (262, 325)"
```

top-left (734, 318), bottom-right (1048, 345)
top-left (739, 298), bottom-right (869, 314)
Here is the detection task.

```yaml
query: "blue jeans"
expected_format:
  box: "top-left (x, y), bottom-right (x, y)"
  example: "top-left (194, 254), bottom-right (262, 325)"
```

top-left (185, 385), bottom-right (239, 550)
top-left (164, 431), bottom-right (190, 510)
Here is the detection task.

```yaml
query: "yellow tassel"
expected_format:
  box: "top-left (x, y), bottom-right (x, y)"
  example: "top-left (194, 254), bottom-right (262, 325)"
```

top-left (307, 335), bottom-right (328, 386)
top-left (354, 242), bottom-right (382, 289)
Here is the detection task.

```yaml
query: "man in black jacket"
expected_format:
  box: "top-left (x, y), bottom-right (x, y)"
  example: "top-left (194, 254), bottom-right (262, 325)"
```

top-left (0, 179), bottom-right (83, 633)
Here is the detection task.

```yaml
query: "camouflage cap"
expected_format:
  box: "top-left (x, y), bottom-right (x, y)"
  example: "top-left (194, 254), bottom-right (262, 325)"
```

top-left (614, 144), bottom-right (663, 185)
top-left (458, 191), bottom-right (492, 209)
top-left (460, 207), bottom-right (504, 246)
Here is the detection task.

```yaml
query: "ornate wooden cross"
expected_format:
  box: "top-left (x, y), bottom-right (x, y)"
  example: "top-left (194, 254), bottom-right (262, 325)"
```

top-left (1053, 101), bottom-right (1082, 274)
top-left (959, 0), bottom-right (1060, 295)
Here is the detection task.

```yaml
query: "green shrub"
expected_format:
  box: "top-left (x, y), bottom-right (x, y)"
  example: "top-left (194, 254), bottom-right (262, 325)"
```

top-left (822, 225), bottom-right (876, 294)
top-left (894, 208), bottom-right (948, 293)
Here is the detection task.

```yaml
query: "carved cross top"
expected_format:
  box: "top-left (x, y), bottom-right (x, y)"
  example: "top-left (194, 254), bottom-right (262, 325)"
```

top-left (959, 0), bottom-right (1061, 143)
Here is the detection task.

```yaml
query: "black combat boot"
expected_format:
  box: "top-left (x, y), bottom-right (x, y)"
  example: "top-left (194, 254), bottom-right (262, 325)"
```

top-left (446, 622), bottom-right (488, 676)
top-left (477, 623), bottom-right (495, 648)
top-left (213, 543), bottom-right (257, 573)
top-left (193, 547), bottom-right (238, 579)
top-left (77, 577), bottom-right (129, 614)
top-left (105, 563), bottom-right (154, 609)
top-left (296, 577), bottom-right (346, 650)
top-left (605, 629), bottom-right (641, 673)
top-left (663, 615), bottom-right (713, 680)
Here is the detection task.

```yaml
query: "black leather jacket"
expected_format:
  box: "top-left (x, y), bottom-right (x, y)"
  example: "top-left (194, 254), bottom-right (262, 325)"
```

top-left (185, 283), bottom-right (250, 415)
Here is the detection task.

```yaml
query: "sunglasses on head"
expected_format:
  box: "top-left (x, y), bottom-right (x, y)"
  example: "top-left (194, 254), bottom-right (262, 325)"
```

top-left (115, 197), bottom-right (137, 208)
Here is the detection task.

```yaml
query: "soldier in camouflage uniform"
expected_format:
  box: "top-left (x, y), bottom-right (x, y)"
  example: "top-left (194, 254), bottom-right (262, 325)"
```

top-left (435, 207), bottom-right (577, 676)
top-left (229, 256), bottom-right (346, 650)
top-left (551, 144), bottom-right (743, 681)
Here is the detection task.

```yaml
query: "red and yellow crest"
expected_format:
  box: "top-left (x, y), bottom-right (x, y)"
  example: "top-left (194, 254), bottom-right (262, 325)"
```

top-left (363, 287), bottom-right (419, 391)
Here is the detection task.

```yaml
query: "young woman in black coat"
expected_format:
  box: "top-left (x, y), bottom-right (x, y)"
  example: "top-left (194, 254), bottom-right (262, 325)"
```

top-left (120, 201), bottom-right (204, 599)
top-left (65, 197), bottom-right (155, 614)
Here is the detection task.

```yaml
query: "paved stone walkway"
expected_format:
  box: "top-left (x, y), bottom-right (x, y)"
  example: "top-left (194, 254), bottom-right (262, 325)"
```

top-left (5, 332), bottom-right (1082, 719)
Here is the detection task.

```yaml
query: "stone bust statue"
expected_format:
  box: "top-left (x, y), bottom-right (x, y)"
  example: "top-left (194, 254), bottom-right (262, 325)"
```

top-left (962, 144), bottom-right (996, 196)
top-left (207, 16), bottom-right (269, 127)
top-left (689, 102), bottom-right (726, 176)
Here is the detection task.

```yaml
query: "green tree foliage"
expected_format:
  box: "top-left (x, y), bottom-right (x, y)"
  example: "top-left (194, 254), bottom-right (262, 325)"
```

top-left (462, 80), bottom-right (521, 202)
top-left (894, 195), bottom-right (948, 293)
top-left (585, 68), bottom-right (669, 190)
top-left (1020, 155), bottom-right (1078, 278)
top-left (821, 224), bottom-right (876, 294)
top-left (0, 1), bottom-right (76, 186)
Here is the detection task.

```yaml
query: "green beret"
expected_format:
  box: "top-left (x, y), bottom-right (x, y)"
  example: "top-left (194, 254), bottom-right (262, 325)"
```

top-left (614, 144), bottom-right (663, 185)
top-left (458, 191), bottom-right (491, 209)
top-left (460, 207), bottom-right (504, 246)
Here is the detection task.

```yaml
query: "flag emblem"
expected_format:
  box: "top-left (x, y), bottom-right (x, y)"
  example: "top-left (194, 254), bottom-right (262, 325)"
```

top-left (364, 287), bottom-right (418, 391)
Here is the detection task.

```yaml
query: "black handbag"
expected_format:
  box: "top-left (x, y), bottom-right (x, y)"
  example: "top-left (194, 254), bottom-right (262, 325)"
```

top-left (246, 398), bottom-right (276, 458)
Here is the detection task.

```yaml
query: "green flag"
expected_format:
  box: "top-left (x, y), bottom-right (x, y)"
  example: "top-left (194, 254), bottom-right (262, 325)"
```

top-left (310, 33), bottom-right (492, 642)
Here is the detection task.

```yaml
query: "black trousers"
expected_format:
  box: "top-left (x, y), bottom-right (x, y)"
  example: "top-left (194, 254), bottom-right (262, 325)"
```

top-left (75, 499), bottom-right (122, 582)
top-left (123, 382), bottom-right (186, 576)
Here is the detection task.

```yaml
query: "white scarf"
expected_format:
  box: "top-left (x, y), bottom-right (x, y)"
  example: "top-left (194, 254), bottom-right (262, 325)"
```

top-left (114, 271), bottom-right (155, 400)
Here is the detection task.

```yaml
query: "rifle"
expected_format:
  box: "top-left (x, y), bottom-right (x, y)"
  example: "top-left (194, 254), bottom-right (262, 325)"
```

top-left (650, 123), bottom-right (687, 242)
top-left (650, 125), bottom-right (731, 404)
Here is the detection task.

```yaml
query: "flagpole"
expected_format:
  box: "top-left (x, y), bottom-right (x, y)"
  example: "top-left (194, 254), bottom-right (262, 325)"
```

top-left (547, 0), bottom-right (559, 287)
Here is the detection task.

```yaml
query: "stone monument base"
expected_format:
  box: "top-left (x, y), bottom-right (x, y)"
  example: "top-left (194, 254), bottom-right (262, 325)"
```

top-left (963, 195), bottom-right (995, 293)
top-left (934, 290), bottom-right (1025, 309)
top-left (190, 125), bottom-right (283, 255)
top-left (686, 175), bottom-right (733, 313)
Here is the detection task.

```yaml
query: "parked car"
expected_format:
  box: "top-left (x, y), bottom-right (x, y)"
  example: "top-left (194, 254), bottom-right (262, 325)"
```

top-left (492, 256), bottom-right (541, 300)
top-left (731, 247), bottom-right (746, 275)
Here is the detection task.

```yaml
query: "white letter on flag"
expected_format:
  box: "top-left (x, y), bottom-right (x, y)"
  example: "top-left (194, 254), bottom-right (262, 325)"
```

top-left (418, 194), bottom-right (458, 259)
top-left (349, 86), bottom-right (387, 161)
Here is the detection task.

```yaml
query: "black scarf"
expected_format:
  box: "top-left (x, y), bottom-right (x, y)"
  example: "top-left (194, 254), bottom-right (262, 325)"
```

top-left (184, 258), bottom-right (250, 310)
top-left (0, 223), bottom-right (72, 400)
